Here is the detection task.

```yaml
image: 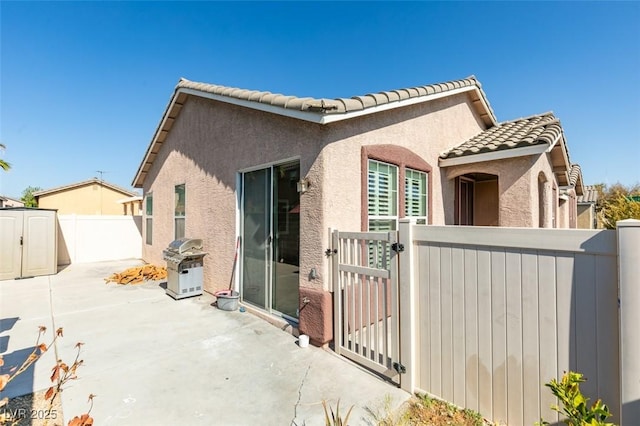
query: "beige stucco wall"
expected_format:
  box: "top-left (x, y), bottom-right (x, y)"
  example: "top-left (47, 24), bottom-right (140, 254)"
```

top-left (142, 97), bottom-right (326, 296)
top-left (122, 200), bottom-right (142, 215)
top-left (320, 92), bottom-right (487, 231)
top-left (577, 203), bottom-right (595, 229)
top-left (1, 198), bottom-right (24, 208)
top-left (441, 151), bottom-right (577, 228)
top-left (141, 92), bottom-right (488, 296)
top-left (37, 184), bottom-right (134, 215)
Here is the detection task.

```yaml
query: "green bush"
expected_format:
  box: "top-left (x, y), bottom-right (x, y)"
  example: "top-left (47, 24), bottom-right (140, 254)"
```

top-left (537, 371), bottom-right (615, 426)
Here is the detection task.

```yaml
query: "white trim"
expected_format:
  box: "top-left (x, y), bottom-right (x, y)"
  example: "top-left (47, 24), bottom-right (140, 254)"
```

top-left (321, 87), bottom-right (481, 124)
top-left (179, 86), bottom-right (481, 125)
top-left (439, 144), bottom-right (548, 167)
top-left (132, 95), bottom-right (182, 187)
top-left (179, 88), bottom-right (322, 123)
top-left (545, 132), bottom-right (563, 152)
top-left (116, 196), bottom-right (143, 204)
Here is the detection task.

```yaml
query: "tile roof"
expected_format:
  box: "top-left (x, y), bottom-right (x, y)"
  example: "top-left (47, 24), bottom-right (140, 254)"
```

top-left (577, 185), bottom-right (600, 203)
top-left (133, 75), bottom-right (498, 187)
top-left (177, 75), bottom-right (496, 118)
top-left (34, 178), bottom-right (138, 198)
top-left (440, 112), bottom-right (562, 159)
top-left (568, 164), bottom-right (582, 186)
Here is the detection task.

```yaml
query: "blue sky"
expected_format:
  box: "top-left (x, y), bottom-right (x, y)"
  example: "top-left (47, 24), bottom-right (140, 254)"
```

top-left (1, 1), bottom-right (639, 199)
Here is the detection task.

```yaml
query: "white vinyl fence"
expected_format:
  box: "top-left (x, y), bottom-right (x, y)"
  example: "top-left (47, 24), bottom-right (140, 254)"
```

top-left (57, 215), bottom-right (142, 265)
top-left (397, 219), bottom-right (640, 425)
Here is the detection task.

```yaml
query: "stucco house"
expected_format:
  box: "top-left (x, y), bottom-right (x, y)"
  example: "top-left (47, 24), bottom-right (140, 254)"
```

top-left (132, 75), bottom-right (584, 345)
top-left (117, 195), bottom-right (143, 216)
top-left (0, 195), bottom-right (24, 208)
top-left (577, 185), bottom-right (599, 229)
top-left (35, 178), bottom-right (139, 215)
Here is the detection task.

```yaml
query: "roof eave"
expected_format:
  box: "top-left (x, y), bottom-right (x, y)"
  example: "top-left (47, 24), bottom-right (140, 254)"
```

top-left (439, 144), bottom-right (548, 167)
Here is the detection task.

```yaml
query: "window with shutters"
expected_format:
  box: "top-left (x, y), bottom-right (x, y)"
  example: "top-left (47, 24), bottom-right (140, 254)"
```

top-left (367, 160), bottom-right (429, 267)
top-left (368, 160), bottom-right (398, 232)
top-left (404, 168), bottom-right (427, 225)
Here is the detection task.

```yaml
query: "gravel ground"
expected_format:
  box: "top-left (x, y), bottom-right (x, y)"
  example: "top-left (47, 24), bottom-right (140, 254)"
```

top-left (3, 390), bottom-right (63, 426)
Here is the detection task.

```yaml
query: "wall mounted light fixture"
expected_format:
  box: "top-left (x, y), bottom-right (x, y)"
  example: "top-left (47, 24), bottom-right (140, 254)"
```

top-left (297, 178), bottom-right (309, 193)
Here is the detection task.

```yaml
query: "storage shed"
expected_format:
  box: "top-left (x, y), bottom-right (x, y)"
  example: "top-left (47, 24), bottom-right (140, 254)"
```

top-left (0, 208), bottom-right (58, 280)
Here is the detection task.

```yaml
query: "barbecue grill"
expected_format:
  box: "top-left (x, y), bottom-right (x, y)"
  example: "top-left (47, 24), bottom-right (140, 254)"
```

top-left (163, 238), bottom-right (207, 299)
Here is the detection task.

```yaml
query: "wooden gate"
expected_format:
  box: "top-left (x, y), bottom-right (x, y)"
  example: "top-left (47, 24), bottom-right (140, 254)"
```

top-left (330, 230), bottom-right (402, 384)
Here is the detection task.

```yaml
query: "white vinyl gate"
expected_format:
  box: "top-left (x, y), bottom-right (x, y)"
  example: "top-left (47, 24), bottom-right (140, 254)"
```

top-left (330, 230), bottom-right (402, 384)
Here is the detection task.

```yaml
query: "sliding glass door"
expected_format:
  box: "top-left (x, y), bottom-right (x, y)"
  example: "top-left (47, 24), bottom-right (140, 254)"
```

top-left (241, 161), bottom-right (300, 319)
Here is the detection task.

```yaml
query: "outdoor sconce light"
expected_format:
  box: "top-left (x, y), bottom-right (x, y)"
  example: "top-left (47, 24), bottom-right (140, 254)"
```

top-left (297, 178), bottom-right (310, 193)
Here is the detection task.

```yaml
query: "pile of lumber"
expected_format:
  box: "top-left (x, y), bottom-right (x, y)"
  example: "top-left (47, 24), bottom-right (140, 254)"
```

top-left (105, 264), bottom-right (167, 285)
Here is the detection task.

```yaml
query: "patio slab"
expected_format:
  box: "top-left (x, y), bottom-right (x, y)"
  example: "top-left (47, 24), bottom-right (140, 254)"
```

top-left (1, 260), bottom-right (410, 425)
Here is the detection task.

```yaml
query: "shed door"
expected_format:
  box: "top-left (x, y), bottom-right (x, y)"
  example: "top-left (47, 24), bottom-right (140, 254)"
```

top-left (22, 211), bottom-right (56, 278)
top-left (0, 210), bottom-right (24, 280)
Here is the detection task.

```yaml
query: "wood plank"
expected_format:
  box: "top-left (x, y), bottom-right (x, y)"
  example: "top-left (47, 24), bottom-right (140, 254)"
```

top-left (464, 248), bottom-right (479, 412)
top-left (338, 263), bottom-right (390, 278)
top-left (419, 244), bottom-right (431, 391)
top-left (332, 231), bottom-right (341, 354)
top-left (595, 254), bottom-right (620, 422)
top-left (538, 253), bottom-right (559, 424)
top-left (505, 250), bottom-right (523, 426)
top-left (429, 244), bottom-right (442, 396)
top-left (338, 231), bottom-right (390, 241)
top-left (440, 245), bottom-right (454, 402)
top-left (477, 249), bottom-right (493, 419)
top-left (452, 246), bottom-right (466, 407)
top-left (574, 253), bottom-right (598, 399)
top-left (521, 251), bottom-right (540, 425)
top-left (491, 249), bottom-right (508, 424)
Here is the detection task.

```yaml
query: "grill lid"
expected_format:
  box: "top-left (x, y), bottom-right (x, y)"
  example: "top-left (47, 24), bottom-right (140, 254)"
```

top-left (167, 238), bottom-right (203, 254)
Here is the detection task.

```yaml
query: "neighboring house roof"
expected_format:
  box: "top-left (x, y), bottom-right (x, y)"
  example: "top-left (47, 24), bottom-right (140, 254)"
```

top-left (577, 185), bottom-right (600, 204)
top-left (439, 112), bottom-right (583, 194)
top-left (133, 76), bottom-right (498, 187)
top-left (34, 178), bottom-right (138, 198)
top-left (0, 195), bottom-right (25, 207)
top-left (0, 195), bottom-right (23, 202)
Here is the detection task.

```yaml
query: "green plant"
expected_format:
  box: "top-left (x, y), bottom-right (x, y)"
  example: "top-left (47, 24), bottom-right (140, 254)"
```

top-left (0, 143), bottom-right (10, 172)
top-left (537, 371), bottom-right (615, 426)
top-left (0, 326), bottom-right (94, 426)
top-left (20, 186), bottom-right (42, 208)
top-left (595, 182), bottom-right (640, 229)
top-left (322, 399), bottom-right (354, 426)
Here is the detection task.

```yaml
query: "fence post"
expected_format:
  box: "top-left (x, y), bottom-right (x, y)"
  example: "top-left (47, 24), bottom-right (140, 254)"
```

top-left (399, 218), bottom-right (416, 393)
top-left (331, 229), bottom-right (341, 356)
top-left (617, 219), bottom-right (640, 423)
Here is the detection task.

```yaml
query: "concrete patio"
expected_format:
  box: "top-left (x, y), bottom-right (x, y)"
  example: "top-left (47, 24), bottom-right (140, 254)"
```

top-left (0, 260), bottom-right (409, 425)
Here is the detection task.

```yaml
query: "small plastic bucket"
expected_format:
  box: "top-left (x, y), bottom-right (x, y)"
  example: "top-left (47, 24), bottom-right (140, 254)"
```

top-left (298, 334), bottom-right (309, 348)
top-left (215, 290), bottom-right (239, 311)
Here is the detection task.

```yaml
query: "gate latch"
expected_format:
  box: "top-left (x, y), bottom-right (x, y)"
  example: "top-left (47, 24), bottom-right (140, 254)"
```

top-left (391, 243), bottom-right (404, 253)
top-left (393, 362), bottom-right (406, 374)
top-left (325, 248), bottom-right (337, 257)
